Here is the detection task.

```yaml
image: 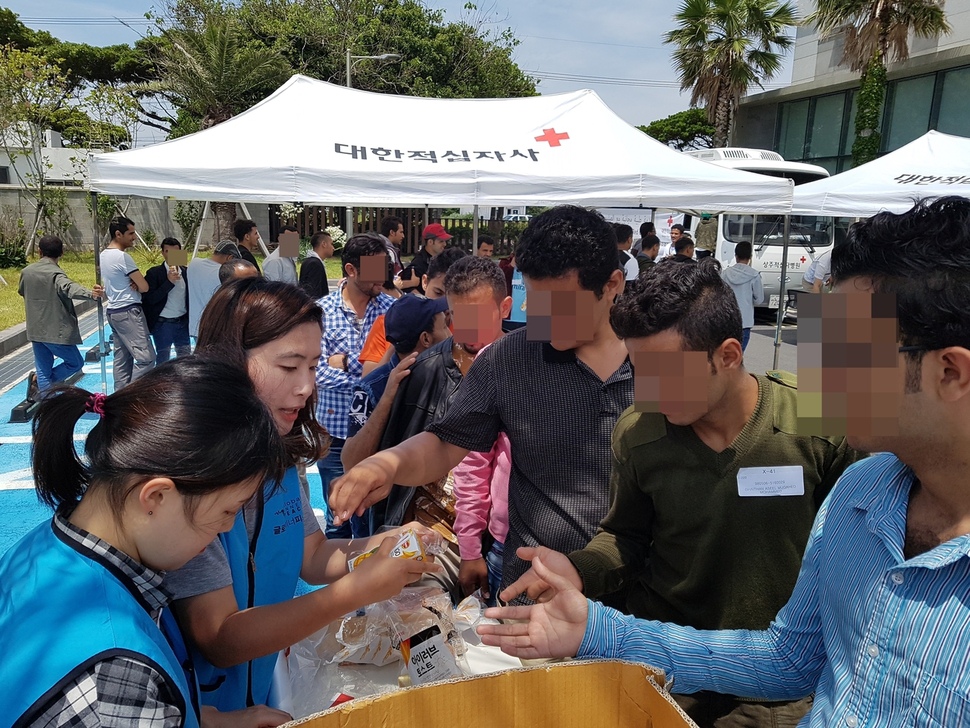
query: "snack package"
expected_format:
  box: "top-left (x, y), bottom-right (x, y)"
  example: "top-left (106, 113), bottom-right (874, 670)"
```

top-left (347, 528), bottom-right (444, 572)
top-left (386, 587), bottom-right (471, 686)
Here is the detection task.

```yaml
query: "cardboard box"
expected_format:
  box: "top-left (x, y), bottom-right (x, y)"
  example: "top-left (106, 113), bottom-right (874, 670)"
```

top-left (286, 659), bottom-right (698, 727)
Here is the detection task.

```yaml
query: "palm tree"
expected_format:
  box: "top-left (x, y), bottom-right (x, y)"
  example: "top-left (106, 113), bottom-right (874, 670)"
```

top-left (806, 1), bottom-right (950, 167)
top-left (665, 0), bottom-right (798, 148)
top-left (151, 12), bottom-right (291, 240)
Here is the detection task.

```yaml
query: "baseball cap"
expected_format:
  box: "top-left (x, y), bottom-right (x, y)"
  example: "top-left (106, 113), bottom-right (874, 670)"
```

top-left (214, 240), bottom-right (242, 258)
top-left (385, 294), bottom-right (450, 346)
top-left (422, 223), bottom-right (453, 241)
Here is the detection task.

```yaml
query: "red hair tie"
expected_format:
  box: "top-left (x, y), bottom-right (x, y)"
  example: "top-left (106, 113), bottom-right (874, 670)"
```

top-left (84, 393), bottom-right (107, 417)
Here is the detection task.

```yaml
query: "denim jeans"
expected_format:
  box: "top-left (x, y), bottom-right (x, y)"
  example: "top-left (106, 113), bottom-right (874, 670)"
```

top-left (484, 540), bottom-right (504, 607)
top-left (31, 342), bottom-right (84, 391)
top-left (317, 438), bottom-right (369, 539)
top-left (741, 328), bottom-right (751, 352)
top-left (152, 318), bottom-right (191, 364)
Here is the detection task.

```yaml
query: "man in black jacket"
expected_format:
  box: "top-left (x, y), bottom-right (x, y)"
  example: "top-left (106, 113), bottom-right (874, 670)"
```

top-left (143, 237), bottom-right (190, 364)
top-left (299, 231), bottom-right (333, 300)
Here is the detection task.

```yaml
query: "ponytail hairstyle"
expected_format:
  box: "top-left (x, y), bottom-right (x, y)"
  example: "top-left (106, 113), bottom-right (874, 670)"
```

top-left (196, 277), bottom-right (330, 466)
top-left (31, 357), bottom-right (287, 517)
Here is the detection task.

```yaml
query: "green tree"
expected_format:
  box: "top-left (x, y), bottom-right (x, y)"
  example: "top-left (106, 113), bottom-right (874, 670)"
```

top-left (806, 1), bottom-right (950, 167)
top-left (664, 0), bottom-right (798, 148)
top-left (0, 46), bottom-right (74, 252)
top-left (639, 108), bottom-right (716, 151)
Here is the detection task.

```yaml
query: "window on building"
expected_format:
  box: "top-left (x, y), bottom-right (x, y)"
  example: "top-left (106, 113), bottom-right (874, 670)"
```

top-left (808, 93), bottom-right (846, 159)
top-left (778, 100), bottom-right (809, 160)
top-left (885, 74), bottom-right (935, 151)
top-left (0, 167), bottom-right (8, 184)
top-left (937, 66), bottom-right (970, 138)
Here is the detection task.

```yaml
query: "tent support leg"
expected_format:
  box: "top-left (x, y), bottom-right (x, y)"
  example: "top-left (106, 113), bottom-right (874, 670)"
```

top-left (772, 215), bottom-right (792, 371)
top-left (239, 201), bottom-right (270, 256)
top-left (472, 205), bottom-right (479, 252)
top-left (91, 191), bottom-right (108, 394)
top-left (191, 201), bottom-right (210, 260)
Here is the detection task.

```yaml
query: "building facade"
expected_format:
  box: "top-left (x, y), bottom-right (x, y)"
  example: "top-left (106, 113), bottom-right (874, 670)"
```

top-left (734, 0), bottom-right (970, 172)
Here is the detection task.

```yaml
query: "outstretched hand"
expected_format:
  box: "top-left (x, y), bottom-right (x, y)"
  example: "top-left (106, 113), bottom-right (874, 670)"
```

top-left (476, 554), bottom-right (588, 660)
top-left (498, 546), bottom-right (583, 604)
top-left (329, 455), bottom-right (396, 526)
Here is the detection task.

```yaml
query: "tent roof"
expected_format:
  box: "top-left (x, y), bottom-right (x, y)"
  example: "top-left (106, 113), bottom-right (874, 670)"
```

top-left (89, 74), bottom-right (792, 213)
top-left (791, 130), bottom-right (970, 217)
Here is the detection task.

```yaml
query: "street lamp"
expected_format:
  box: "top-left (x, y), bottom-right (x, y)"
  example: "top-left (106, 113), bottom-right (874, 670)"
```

top-left (343, 50), bottom-right (402, 237)
top-left (345, 50), bottom-right (402, 88)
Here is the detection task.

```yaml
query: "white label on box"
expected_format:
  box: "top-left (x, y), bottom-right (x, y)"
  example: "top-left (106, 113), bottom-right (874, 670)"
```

top-left (737, 466), bottom-right (804, 497)
top-left (406, 629), bottom-right (462, 685)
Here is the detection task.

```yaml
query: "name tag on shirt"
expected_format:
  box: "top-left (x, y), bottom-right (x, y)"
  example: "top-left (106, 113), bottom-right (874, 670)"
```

top-left (737, 466), bottom-right (804, 497)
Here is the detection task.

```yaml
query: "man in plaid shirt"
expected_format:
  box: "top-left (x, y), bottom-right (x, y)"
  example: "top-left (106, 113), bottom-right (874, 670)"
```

top-left (316, 233), bottom-right (395, 538)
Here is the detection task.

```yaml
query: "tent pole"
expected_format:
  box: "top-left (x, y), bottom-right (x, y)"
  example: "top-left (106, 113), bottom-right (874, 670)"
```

top-left (91, 191), bottom-right (108, 394)
top-left (191, 201), bottom-right (210, 261)
top-left (472, 205), bottom-right (479, 252)
top-left (772, 214), bottom-right (792, 371)
top-left (239, 201), bottom-right (270, 256)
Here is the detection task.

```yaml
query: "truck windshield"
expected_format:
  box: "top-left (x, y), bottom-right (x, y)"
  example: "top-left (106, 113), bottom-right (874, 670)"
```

top-left (722, 215), bottom-right (833, 251)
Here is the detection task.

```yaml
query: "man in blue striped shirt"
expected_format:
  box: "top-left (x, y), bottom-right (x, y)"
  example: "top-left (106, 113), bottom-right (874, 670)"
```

top-left (480, 196), bottom-right (970, 728)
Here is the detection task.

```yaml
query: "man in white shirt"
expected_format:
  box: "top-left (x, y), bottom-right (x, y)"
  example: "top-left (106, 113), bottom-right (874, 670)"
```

top-left (101, 216), bottom-right (154, 389)
top-left (613, 223), bottom-right (639, 281)
top-left (262, 225), bottom-right (299, 285)
top-left (802, 249), bottom-right (833, 292)
top-left (187, 241), bottom-right (241, 337)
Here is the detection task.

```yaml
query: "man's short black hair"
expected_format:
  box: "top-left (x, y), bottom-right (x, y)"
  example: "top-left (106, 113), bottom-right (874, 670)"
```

top-left (310, 231), bottom-right (331, 249)
top-left (641, 234), bottom-right (660, 251)
top-left (670, 223), bottom-right (685, 234)
top-left (342, 232), bottom-right (389, 274)
top-left (674, 236), bottom-right (695, 255)
top-left (233, 219), bottom-right (257, 242)
top-left (611, 257), bottom-right (742, 357)
top-left (734, 241), bottom-right (753, 261)
top-left (832, 196), bottom-right (970, 356)
top-left (279, 225), bottom-right (298, 234)
top-left (639, 221), bottom-right (655, 238)
top-left (613, 223), bottom-right (633, 244)
top-left (477, 235), bottom-right (495, 249)
top-left (109, 217), bottom-right (134, 239)
top-left (426, 246), bottom-right (468, 281)
top-left (161, 237), bottom-right (181, 249)
top-left (444, 256), bottom-right (507, 302)
top-left (39, 234), bottom-right (63, 259)
top-left (515, 205), bottom-right (619, 298)
top-left (381, 216), bottom-right (404, 238)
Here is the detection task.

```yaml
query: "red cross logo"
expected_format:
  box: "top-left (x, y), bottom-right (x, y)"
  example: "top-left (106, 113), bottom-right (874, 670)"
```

top-left (800, 256), bottom-right (806, 264)
top-left (535, 128), bottom-right (570, 147)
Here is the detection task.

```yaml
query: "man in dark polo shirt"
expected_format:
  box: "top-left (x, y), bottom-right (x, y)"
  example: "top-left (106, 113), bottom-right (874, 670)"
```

top-left (398, 223), bottom-right (449, 295)
top-left (500, 258), bottom-right (863, 728)
top-left (328, 205), bottom-right (634, 589)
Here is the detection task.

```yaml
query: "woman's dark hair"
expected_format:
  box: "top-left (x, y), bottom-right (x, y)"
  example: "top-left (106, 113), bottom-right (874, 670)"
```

top-left (515, 205), bottom-right (619, 298)
top-left (197, 277), bottom-right (330, 465)
top-left (832, 196), bottom-right (970, 355)
top-left (611, 257), bottom-right (742, 358)
top-left (32, 357), bottom-right (286, 517)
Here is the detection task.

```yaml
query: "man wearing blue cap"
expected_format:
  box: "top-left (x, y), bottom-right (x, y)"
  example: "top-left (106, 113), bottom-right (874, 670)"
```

top-left (343, 293), bottom-right (452, 472)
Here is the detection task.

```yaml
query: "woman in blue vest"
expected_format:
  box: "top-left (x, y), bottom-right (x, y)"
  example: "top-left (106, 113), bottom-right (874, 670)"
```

top-left (166, 278), bottom-right (438, 713)
top-left (0, 357), bottom-right (294, 727)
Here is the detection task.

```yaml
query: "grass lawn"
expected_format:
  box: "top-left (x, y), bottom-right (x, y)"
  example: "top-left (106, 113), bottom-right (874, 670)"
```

top-left (0, 249), bottom-right (348, 332)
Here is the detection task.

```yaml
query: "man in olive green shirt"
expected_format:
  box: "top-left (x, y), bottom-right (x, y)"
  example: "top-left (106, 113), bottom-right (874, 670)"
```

top-left (503, 258), bottom-right (863, 728)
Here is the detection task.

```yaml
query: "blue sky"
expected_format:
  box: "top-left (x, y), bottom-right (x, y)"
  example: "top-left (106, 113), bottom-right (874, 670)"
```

top-left (12, 0), bottom-right (795, 145)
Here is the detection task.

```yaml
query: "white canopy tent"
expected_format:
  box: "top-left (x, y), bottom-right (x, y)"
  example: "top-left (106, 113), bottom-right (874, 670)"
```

top-left (89, 74), bottom-right (793, 212)
top-left (792, 130), bottom-right (970, 217)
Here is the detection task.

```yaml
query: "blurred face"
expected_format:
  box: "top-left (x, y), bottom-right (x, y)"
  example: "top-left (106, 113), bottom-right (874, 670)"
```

top-left (798, 277), bottom-right (913, 453)
top-left (525, 269), bottom-right (622, 350)
top-left (423, 273), bottom-right (447, 299)
top-left (450, 285), bottom-right (511, 354)
top-left (348, 253), bottom-right (388, 298)
top-left (161, 243), bottom-right (181, 262)
top-left (246, 321), bottom-right (321, 434)
top-left (626, 330), bottom-right (720, 427)
top-left (389, 224), bottom-right (405, 246)
top-left (477, 243), bottom-right (494, 258)
top-left (138, 478), bottom-right (260, 571)
top-left (426, 237), bottom-right (447, 256)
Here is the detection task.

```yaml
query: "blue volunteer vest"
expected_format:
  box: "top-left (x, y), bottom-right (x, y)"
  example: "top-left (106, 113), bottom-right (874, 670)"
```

top-left (0, 520), bottom-right (200, 728)
top-left (193, 467), bottom-right (305, 711)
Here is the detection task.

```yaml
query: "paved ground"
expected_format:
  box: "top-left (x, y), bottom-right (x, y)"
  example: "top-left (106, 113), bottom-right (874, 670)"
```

top-left (0, 307), bottom-right (798, 562)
